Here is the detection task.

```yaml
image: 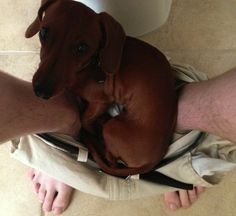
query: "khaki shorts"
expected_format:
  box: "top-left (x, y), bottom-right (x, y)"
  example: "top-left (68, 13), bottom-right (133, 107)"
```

top-left (10, 64), bottom-right (236, 200)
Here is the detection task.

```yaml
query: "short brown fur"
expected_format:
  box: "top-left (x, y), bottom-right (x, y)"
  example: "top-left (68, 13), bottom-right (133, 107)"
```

top-left (26, 0), bottom-right (177, 176)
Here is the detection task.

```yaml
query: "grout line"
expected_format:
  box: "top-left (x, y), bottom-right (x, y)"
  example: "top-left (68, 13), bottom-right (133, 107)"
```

top-left (0, 51), bottom-right (39, 55)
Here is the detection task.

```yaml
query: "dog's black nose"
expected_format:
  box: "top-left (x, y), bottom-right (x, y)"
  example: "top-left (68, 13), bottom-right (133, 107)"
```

top-left (34, 85), bottom-right (53, 100)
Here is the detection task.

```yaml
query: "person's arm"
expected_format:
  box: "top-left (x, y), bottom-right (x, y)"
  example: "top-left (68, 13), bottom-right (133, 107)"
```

top-left (177, 67), bottom-right (236, 143)
top-left (0, 70), bottom-right (80, 144)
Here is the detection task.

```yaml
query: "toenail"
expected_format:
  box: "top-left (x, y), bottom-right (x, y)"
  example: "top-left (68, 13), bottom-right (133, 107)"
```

top-left (42, 207), bottom-right (50, 213)
top-left (53, 207), bottom-right (64, 215)
top-left (169, 203), bottom-right (178, 210)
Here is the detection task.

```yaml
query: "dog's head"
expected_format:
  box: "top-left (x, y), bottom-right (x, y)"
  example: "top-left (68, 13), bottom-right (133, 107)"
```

top-left (26, 0), bottom-right (125, 99)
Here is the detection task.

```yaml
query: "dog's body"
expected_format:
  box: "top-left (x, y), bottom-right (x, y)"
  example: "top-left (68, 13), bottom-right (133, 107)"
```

top-left (26, 0), bottom-right (177, 176)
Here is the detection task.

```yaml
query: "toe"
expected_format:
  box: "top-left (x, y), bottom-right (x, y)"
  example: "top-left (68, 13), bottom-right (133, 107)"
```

top-left (42, 189), bottom-right (57, 213)
top-left (27, 170), bottom-right (74, 214)
top-left (31, 172), bottom-right (41, 193)
top-left (163, 191), bottom-right (181, 211)
top-left (163, 186), bottom-right (206, 211)
top-left (179, 190), bottom-right (191, 208)
top-left (52, 186), bottom-right (74, 215)
top-left (27, 169), bottom-right (35, 181)
top-left (187, 188), bottom-right (198, 204)
top-left (33, 182), bottom-right (41, 194)
top-left (38, 186), bottom-right (46, 203)
top-left (196, 186), bottom-right (205, 194)
top-left (53, 206), bottom-right (64, 215)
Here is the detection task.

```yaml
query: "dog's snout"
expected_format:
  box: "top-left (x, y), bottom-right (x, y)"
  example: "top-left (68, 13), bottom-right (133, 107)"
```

top-left (34, 84), bottom-right (53, 100)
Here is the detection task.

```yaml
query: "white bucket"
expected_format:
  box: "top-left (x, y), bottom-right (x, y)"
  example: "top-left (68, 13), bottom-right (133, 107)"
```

top-left (78, 0), bottom-right (172, 37)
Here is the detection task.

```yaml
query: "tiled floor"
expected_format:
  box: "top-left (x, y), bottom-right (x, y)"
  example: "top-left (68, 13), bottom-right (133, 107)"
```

top-left (140, 0), bottom-right (236, 78)
top-left (1, 0), bottom-right (236, 215)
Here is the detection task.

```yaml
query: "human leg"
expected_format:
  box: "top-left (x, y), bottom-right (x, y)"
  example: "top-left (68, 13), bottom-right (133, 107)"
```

top-left (27, 67), bottom-right (236, 213)
top-left (4, 67), bottom-right (236, 212)
top-left (1, 68), bottom-right (205, 213)
top-left (177, 67), bottom-right (236, 142)
top-left (164, 67), bottom-right (236, 210)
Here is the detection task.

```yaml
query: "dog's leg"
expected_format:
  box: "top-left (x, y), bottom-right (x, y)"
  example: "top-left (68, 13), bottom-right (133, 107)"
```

top-left (102, 114), bottom-right (165, 169)
top-left (82, 102), bottom-right (109, 132)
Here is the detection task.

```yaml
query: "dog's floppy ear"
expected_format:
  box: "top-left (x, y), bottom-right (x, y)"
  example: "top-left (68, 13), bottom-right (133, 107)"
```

top-left (99, 12), bottom-right (126, 75)
top-left (25, 0), bottom-right (57, 38)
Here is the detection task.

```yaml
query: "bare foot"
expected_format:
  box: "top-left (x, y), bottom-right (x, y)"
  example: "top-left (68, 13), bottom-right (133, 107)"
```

top-left (28, 169), bottom-right (74, 215)
top-left (163, 186), bottom-right (205, 211)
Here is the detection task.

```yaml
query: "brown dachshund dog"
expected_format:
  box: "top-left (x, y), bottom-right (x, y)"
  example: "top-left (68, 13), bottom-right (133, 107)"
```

top-left (26, 0), bottom-right (177, 177)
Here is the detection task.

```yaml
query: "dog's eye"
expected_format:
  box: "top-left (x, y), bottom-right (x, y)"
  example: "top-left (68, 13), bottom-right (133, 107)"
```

top-left (73, 43), bottom-right (89, 56)
top-left (39, 27), bottom-right (49, 42)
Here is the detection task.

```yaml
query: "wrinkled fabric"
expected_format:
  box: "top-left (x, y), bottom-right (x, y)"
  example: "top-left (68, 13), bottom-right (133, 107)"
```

top-left (10, 63), bottom-right (236, 200)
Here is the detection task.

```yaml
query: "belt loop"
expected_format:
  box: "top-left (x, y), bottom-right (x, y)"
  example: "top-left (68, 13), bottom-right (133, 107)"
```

top-left (77, 148), bottom-right (89, 162)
